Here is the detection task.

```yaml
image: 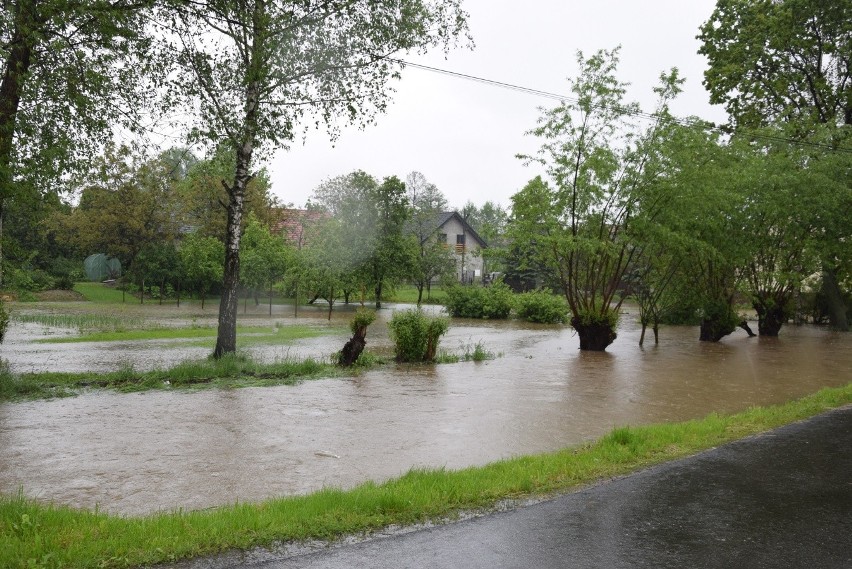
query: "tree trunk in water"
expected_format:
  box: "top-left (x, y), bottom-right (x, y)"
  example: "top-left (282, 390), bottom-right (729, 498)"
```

top-left (338, 324), bottom-right (368, 366)
top-left (821, 267), bottom-right (849, 331)
top-left (327, 287), bottom-right (334, 321)
top-left (652, 323), bottom-right (659, 345)
top-left (416, 284), bottom-right (424, 306)
top-left (571, 317), bottom-right (617, 351)
top-left (754, 301), bottom-right (785, 336)
top-left (699, 317), bottom-right (736, 342)
top-left (375, 281), bottom-right (382, 309)
top-left (738, 320), bottom-right (757, 337)
top-left (638, 321), bottom-right (647, 347)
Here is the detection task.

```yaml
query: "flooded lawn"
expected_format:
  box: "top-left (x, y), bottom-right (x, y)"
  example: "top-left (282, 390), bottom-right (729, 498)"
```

top-left (1, 302), bottom-right (850, 516)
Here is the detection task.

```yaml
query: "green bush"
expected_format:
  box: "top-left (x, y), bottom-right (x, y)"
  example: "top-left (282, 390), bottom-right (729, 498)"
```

top-left (6, 267), bottom-right (51, 292)
top-left (350, 307), bottom-right (377, 334)
top-left (514, 289), bottom-right (569, 324)
top-left (444, 283), bottom-right (514, 319)
top-left (388, 309), bottom-right (449, 362)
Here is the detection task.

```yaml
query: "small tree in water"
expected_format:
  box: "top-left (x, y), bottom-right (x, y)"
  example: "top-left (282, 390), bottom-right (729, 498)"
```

top-left (513, 49), bottom-right (688, 350)
top-left (338, 308), bottom-right (377, 367)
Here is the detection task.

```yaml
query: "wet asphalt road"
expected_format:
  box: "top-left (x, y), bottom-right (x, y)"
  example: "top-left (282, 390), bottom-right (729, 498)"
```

top-left (196, 406), bottom-right (852, 569)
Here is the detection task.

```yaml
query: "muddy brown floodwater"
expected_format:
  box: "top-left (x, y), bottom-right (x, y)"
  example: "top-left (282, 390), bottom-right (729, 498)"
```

top-left (0, 304), bottom-right (850, 516)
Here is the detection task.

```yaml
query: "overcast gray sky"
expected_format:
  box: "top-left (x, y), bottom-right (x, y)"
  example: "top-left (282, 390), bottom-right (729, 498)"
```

top-left (269, 0), bottom-right (728, 210)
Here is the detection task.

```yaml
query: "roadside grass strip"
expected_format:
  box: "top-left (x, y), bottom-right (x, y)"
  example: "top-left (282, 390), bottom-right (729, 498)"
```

top-left (1, 383), bottom-right (849, 569)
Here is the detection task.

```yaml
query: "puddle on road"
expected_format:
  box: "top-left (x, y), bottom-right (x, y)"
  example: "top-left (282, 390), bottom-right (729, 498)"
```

top-left (1, 304), bottom-right (850, 515)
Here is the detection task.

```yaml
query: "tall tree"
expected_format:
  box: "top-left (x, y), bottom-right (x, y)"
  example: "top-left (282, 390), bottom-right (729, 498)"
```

top-left (240, 214), bottom-right (290, 315)
top-left (0, 0), bottom-right (161, 284)
top-left (179, 233), bottom-right (224, 309)
top-left (311, 171), bottom-right (414, 308)
top-left (171, 0), bottom-right (470, 357)
top-left (406, 171), bottom-right (454, 304)
top-left (47, 145), bottom-right (182, 269)
top-left (698, 0), bottom-right (852, 330)
top-left (514, 49), bottom-right (686, 351)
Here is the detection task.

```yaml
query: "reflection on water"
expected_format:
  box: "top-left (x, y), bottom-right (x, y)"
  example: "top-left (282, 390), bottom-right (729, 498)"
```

top-left (0, 306), bottom-right (850, 515)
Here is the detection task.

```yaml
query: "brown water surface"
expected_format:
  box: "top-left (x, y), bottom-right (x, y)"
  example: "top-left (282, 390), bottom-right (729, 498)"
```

top-left (0, 306), bottom-right (849, 516)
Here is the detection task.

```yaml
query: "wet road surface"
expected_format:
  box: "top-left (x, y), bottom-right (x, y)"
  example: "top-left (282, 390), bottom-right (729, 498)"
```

top-left (206, 406), bottom-right (852, 569)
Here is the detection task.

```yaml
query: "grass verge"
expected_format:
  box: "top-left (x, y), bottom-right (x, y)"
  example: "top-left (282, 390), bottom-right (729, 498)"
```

top-left (1, 383), bottom-right (849, 568)
top-left (0, 353), bottom-right (345, 401)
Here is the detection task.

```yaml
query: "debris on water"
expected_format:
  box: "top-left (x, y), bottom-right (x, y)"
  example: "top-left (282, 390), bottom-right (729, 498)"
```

top-left (315, 451), bottom-right (340, 459)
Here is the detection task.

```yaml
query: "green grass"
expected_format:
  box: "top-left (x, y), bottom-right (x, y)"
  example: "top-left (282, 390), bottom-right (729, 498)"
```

top-left (0, 353), bottom-right (345, 401)
top-left (388, 285), bottom-right (449, 305)
top-left (72, 282), bottom-right (129, 303)
top-left (1, 383), bottom-right (849, 569)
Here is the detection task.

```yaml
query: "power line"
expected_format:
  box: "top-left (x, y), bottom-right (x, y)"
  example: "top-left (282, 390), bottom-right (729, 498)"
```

top-left (389, 57), bottom-right (852, 155)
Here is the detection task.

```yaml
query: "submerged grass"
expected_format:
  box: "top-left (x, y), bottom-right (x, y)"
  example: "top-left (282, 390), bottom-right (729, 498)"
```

top-left (35, 324), bottom-right (341, 345)
top-left (0, 353), bottom-right (342, 401)
top-left (12, 312), bottom-right (144, 333)
top-left (1, 383), bottom-right (849, 569)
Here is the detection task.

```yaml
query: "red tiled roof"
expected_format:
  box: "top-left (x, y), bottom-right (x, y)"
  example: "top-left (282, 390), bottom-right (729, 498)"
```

top-left (270, 209), bottom-right (329, 246)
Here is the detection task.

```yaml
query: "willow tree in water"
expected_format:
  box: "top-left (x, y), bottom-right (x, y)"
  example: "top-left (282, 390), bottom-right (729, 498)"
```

top-left (172, 0), bottom-right (470, 357)
top-left (513, 48), bottom-right (687, 351)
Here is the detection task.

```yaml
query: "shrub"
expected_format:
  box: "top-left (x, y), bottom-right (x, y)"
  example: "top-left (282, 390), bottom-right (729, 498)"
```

top-left (388, 309), bottom-right (449, 363)
top-left (444, 283), bottom-right (514, 319)
top-left (514, 289), bottom-right (569, 324)
top-left (6, 267), bottom-right (49, 292)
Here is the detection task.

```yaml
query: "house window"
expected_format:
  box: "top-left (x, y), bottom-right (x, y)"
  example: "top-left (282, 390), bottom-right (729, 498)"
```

top-left (438, 232), bottom-right (448, 247)
top-left (455, 234), bottom-right (466, 254)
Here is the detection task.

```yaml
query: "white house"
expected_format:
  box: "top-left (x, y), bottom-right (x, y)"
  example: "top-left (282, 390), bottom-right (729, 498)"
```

top-left (432, 211), bottom-right (488, 284)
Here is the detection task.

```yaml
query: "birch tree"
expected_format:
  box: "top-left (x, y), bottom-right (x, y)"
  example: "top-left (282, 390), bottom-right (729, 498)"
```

top-left (171, 0), bottom-right (470, 357)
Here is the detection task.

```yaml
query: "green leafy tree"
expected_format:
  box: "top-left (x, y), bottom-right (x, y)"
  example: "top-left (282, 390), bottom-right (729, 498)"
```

top-left (129, 242), bottom-right (181, 305)
top-left (698, 0), bottom-right (852, 330)
top-left (300, 218), bottom-right (353, 320)
top-left (170, 0), bottom-right (470, 357)
top-left (0, 0), bottom-right (162, 285)
top-left (514, 49), bottom-right (686, 350)
top-left (48, 145), bottom-right (182, 270)
top-left (364, 176), bottom-right (416, 308)
top-left (311, 171), bottom-right (416, 308)
top-left (179, 233), bottom-right (224, 309)
top-left (240, 214), bottom-right (291, 315)
top-left (406, 171), bottom-right (455, 304)
top-left (175, 147), bottom-right (278, 240)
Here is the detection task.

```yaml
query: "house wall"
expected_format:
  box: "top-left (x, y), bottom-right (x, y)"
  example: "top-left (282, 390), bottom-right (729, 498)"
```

top-left (438, 217), bottom-right (484, 284)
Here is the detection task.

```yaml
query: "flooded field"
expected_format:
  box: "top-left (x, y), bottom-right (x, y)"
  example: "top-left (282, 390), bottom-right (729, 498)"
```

top-left (1, 301), bottom-right (850, 516)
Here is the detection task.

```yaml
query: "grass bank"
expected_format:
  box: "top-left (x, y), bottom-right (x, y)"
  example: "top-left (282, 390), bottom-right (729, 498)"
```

top-left (1, 383), bottom-right (849, 569)
top-left (0, 353), bottom-right (352, 401)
